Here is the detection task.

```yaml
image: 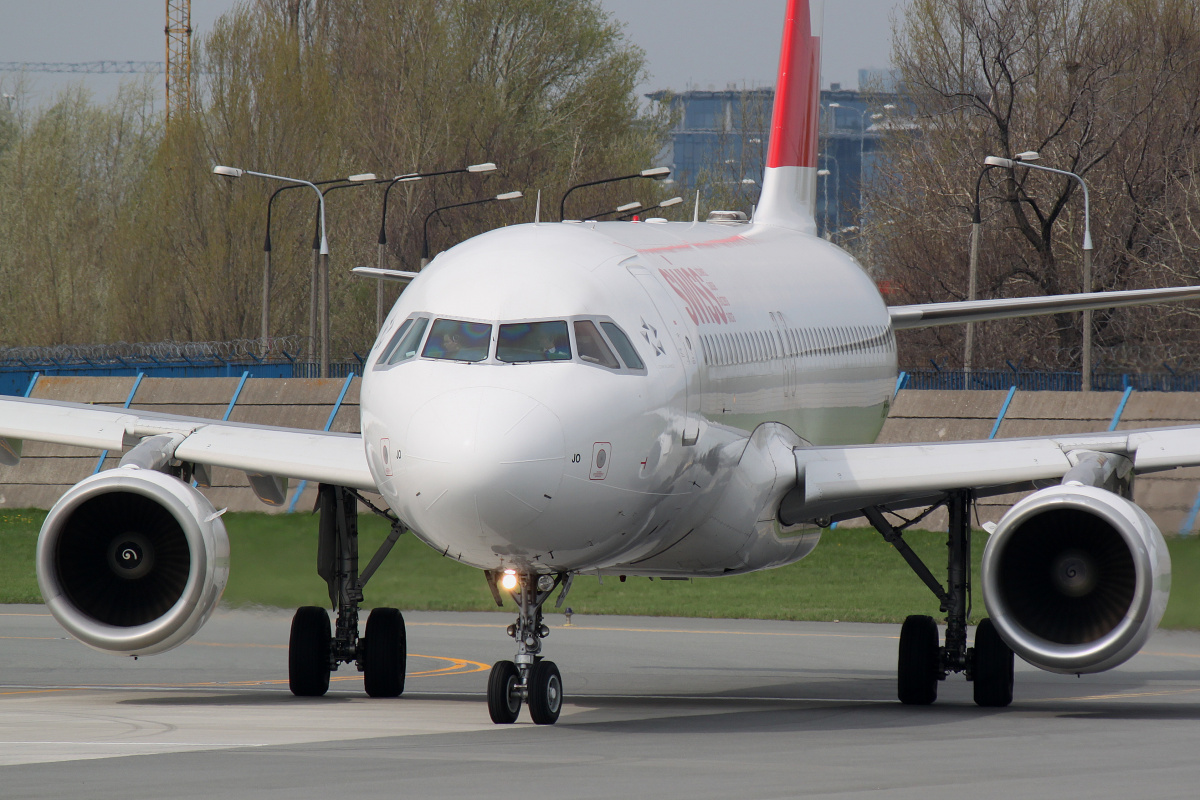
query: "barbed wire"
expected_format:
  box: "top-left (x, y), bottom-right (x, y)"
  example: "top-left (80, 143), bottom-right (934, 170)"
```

top-left (0, 337), bottom-right (310, 367)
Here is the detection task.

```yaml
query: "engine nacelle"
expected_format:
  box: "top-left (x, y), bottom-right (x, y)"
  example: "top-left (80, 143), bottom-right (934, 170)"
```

top-left (37, 466), bottom-right (230, 656)
top-left (981, 484), bottom-right (1170, 674)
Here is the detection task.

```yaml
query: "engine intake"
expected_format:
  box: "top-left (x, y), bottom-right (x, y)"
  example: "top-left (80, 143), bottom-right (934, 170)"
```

top-left (37, 467), bottom-right (230, 656)
top-left (981, 485), bottom-right (1169, 674)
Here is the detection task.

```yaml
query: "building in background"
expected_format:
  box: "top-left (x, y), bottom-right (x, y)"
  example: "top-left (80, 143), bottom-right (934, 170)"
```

top-left (647, 82), bottom-right (905, 240)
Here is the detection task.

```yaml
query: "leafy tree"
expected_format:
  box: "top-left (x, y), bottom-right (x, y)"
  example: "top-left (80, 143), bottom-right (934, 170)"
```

top-left (0, 0), bottom-right (668, 356)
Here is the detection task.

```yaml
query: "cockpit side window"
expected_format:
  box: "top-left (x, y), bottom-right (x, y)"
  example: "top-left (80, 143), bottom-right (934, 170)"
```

top-left (599, 322), bottom-right (644, 370)
top-left (573, 320), bottom-right (620, 369)
top-left (422, 319), bottom-right (493, 362)
top-left (383, 316), bottom-right (428, 365)
top-left (497, 321), bottom-right (572, 363)
top-left (377, 318), bottom-right (413, 364)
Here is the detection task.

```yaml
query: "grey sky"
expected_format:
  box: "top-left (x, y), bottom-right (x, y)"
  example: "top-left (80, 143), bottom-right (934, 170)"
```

top-left (0, 0), bottom-right (901, 103)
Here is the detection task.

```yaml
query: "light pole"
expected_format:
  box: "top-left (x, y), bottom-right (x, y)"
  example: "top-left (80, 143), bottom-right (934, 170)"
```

top-left (422, 191), bottom-right (524, 267)
top-left (559, 167), bottom-right (670, 221)
top-left (617, 196), bottom-right (683, 220)
top-left (817, 167), bottom-right (832, 238)
top-left (304, 173), bottom-right (378, 378)
top-left (985, 153), bottom-right (1093, 390)
top-left (375, 162), bottom-right (496, 329)
top-left (584, 201), bottom-right (641, 221)
top-left (214, 165), bottom-right (328, 370)
top-left (260, 175), bottom-right (365, 359)
top-left (965, 151), bottom-right (1038, 378)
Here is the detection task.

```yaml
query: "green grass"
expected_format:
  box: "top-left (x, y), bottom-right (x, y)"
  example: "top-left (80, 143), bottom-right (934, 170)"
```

top-left (6, 508), bottom-right (1200, 628)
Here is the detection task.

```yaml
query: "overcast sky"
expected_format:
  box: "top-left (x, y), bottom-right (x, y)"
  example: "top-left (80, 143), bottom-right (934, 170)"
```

top-left (0, 0), bottom-right (901, 103)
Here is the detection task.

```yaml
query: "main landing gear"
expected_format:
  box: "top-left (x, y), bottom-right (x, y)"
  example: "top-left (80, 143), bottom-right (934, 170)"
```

top-left (865, 490), bottom-right (1014, 708)
top-left (485, 571), bottom-right (572, 725)
top-left (288, 484), bottom-right (409, 698)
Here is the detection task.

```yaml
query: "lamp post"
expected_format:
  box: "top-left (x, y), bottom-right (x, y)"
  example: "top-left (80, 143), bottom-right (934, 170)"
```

top-left (300, 173), bottom-right (378, 378)
top-left (260, 175), bottom-right (368, 359)
top-left (559, 167), bottom-right (670, 221)
top-left (985, 153), bottom-right (1093, 390)
top-left (422, 191), bottom-right (524, 267)
top-left (963, 151), bottom-right (1039, 378)
top-left (375, 162), bottom-right (496, 329)
top-left (617, 196), bottom-right (683, 220)
top-left (817, 168), bottom-right (832, 238)
top-left (584, 201), bottom-right (641, 221)
top-left (214, 165), bottom-right (328, 368)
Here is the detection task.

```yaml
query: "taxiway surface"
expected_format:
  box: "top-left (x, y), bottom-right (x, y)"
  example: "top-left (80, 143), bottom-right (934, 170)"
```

top-left (4, 604), bottom-right (1200, 799)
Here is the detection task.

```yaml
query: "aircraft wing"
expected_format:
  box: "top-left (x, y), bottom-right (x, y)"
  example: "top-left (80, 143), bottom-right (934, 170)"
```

top-left (780, 426), bottom-right (1200, 524)
top-left (889, 285), bottom-right (1200, 329)
top-left (0, 395), bottom-right (375, 491)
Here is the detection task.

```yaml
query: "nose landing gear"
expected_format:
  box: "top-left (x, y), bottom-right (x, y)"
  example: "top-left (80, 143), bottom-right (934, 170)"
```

top-left (486, 571), bottom-right (571, 725)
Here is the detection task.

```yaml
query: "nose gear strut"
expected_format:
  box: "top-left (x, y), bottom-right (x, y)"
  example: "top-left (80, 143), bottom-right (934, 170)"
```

top-left (487, 571), bottom-right (571, 725)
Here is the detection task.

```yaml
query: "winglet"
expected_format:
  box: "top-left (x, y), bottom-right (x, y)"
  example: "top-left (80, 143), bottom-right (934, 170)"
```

top-left (753, 0), bottom-right (822, 234)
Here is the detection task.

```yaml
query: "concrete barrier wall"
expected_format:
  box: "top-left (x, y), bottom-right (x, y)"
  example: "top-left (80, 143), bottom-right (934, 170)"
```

top-left (3, 379), bottom-right (1200, 532)
top-left (0, 376), bottom-right (364, 513)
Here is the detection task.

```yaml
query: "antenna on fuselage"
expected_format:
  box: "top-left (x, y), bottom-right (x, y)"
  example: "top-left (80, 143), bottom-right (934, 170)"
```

top-left (693, 191), bottom-right (700, 223)
top-left (534, 190), bottom-right (542, 224)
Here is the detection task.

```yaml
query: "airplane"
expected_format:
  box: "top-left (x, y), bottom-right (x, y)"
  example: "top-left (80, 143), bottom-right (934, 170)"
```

top-left (4, 0), bottom-right (1200, 725)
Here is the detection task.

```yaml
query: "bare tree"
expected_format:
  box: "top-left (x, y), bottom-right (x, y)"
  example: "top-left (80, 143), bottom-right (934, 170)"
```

top-left (871, 0), bottom-right (1200, 372)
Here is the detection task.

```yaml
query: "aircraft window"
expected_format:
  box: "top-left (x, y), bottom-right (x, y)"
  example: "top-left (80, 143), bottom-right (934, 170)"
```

top-left (422, 318), bottom-right (492, 362)
top-left (384, 316), bottom-right (429, 365)
top-left (574, 320), bottom-right (620, 368)
top-left (378, 317), bottom-right (413, 363)
top-left (497, 320), bottom-right (571, 363)
top-left (600, 322), bottom-right (645, 369)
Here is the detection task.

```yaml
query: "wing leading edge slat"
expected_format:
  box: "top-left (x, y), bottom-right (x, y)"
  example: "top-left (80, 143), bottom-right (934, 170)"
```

top-left (0, 396), bottom-right (375, 491)
top-left (785, 426), bottom-right (1200, 524)
top-left (889, 285), bottom-right (1200, 330)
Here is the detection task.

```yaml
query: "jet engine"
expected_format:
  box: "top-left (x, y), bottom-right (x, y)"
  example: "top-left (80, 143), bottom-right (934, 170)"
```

top-left (36, 466), bottom-right (230, 656)
top-left (981, 484), bottom-right (1170, 674)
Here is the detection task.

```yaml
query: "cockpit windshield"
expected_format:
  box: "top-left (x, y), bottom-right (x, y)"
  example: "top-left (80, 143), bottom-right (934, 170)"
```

top-left (573, 320), bottom-right (620, 369)
top-left (376, 313), bottom-right (643, 372)
top-left (382, 316), bottom-right (428, 365)
top-left (497, 321), bottom-right (571, 363)
top-left (422, 319), bottom-right (492, 362)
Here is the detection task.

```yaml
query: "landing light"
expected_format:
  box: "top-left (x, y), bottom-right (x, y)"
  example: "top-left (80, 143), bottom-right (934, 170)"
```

top-left (501, 570), bottom-right (518, 590)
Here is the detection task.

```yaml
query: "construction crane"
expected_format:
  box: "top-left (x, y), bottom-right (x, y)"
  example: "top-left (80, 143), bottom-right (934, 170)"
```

top-left (0, 4), bottom-right (194, 121)
top-left (165, 0), bottom-right (192, 121)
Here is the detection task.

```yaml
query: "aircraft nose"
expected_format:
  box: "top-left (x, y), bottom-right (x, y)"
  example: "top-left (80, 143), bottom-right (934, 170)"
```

top-left (402, 387), bottom-right (565, 539)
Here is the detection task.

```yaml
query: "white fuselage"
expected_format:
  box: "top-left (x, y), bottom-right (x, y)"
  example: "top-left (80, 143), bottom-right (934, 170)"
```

top-left (359, 218), bottom-right (896, 577)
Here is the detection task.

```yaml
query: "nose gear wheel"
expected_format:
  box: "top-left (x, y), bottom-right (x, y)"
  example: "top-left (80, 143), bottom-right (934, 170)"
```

top-left (485, 571), bottom-right (571, 724)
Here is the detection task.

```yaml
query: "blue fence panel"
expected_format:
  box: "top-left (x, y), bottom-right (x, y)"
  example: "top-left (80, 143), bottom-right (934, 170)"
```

top-left (0, 361), bottom-right (362, 395)
top-left (900, 370), bottom-right (1200, 392)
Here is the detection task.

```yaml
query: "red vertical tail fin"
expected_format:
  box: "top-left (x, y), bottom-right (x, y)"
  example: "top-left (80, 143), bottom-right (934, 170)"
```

top-left (753, 0), bottom-right (822, 233)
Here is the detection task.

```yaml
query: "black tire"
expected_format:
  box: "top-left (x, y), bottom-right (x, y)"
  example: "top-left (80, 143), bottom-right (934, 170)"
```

top-left (973, 618), bottom-right (1014, 708)
top-left (487, 661), bottom-right (522, 724)
top-left (289, 606), bottom-right (331, 697)
top-left (363, 607), bottom-right (407, 698)
top-left (897, 614), bottom-right (940, 705)
top-left (527, 660), bottom-right (563, 725)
